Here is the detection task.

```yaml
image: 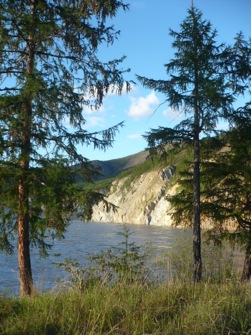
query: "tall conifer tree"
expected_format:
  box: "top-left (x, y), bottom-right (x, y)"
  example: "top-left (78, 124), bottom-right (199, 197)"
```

top-left (197, 33), bottom-right (251, 280)
top-left (167, 32), bottom-right (251, 280)
top-left (137, 6), bottom-right (233, 282)
top-left (0, 0), bottom-right (129, 295)
top-left (201, 120), bottom-right (251, 280)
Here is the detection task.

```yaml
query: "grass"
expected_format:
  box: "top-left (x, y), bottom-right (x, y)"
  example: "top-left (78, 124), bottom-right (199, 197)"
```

top-left (1, 281), bottom-right (251, 334)
top-left (1, 227), bottom-right (250, 335)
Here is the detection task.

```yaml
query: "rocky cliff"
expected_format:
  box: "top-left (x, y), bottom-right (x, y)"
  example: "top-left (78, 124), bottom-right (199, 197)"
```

top-left (91, 166), bottom-right (178, 226)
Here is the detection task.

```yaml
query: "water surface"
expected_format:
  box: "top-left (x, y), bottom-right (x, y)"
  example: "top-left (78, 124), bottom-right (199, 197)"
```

top-left (0, 221), bottom-right (190, 295)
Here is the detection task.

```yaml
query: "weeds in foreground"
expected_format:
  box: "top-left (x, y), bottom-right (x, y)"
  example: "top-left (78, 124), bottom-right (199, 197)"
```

top-left (1, 225), bottom-right (250, 335)
top-left (1, 281), bottom-right (251, 334)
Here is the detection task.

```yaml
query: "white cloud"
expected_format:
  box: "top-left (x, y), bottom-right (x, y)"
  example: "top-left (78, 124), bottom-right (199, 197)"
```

top-left (80, 82), bottom-right (134, 115)
top-left (163, 106), bottom-right (184, 121)
top-left (128, 91), bottom-right (159, 120)
top-left (127, 133), bottom-right (143, 140)
top-left (85, 116), bottom-right (105, 128)
top-left (74, 82), bottom-right (129, 116)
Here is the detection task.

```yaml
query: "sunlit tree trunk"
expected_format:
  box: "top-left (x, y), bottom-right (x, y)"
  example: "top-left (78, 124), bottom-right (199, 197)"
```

top-left (193, 32), bottom-right (202, 282)
top-left (18, 180), bottom-right (33, 295)
top-left (17, 0), bottom-right (35, 296)
top-left (18, 83), bottom-right (34, 296)
top-left (193, 124), bottom-right (202, 282)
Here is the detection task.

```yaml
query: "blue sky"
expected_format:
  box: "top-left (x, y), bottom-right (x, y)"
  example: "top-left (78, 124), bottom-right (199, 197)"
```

top-left (80, 0), bottom-right (251, 162)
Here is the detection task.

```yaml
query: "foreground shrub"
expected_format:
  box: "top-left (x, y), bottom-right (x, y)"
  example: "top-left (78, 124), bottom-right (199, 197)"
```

top-left (54, 226), bottom-right (236, 291)
top-left (54, 224), bottom-right (156, 290)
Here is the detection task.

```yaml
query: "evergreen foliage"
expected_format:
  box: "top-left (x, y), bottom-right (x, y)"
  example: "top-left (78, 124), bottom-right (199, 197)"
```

top-left (55, 224), bottom-right (152, 289)
top-left (167, 31), bottom-right (251, 280)
top-left (137, 5), bottom-right (233, 282)
top-left (202, 119), bottom-right (251, 280)
top-left (0, 0), bottom-right (130, 295)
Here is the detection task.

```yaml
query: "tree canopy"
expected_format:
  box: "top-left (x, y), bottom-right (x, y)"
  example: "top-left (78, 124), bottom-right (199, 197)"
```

top-left (0, 0), bottom-right (130, 295)
top-left (137, 6), bottom-right (236, 282)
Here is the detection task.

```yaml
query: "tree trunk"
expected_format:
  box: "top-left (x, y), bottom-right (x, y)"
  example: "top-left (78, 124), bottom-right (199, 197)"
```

top-left (18, 105), bottom-right (33, 295)
top-left (18, 180), bottom-right (33, 296)
top-left (241, 243), bottom-right (251, 282)
top-left (193, 130), bottom-right (202, 282)
top-left (17, 0), bottom-right (35, 296)
top-left (192, 27), bottom-right (202, 282)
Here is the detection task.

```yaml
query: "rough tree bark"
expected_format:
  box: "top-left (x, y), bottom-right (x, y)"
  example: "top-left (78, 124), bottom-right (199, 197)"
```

top-left (17, 0), bottom-right (35, 296)
top-left (18, 185), bottom-right (33, 295)
top-left (192, 23), bottom-right (202, 281)
top-left (193, 49), bottom-right (202, 282)
top-left (193, 127), bottom-right (202, 282)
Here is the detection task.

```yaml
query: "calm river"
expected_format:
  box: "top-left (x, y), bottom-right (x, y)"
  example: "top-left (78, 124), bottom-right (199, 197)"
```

top-left (0, 221), bottom-right (192, 295)
top-left (0, 220), bottom-right (242, 296)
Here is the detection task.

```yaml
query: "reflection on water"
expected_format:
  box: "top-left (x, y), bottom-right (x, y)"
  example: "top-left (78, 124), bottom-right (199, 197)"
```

top-left (0, 220), bottom-right (243, 296)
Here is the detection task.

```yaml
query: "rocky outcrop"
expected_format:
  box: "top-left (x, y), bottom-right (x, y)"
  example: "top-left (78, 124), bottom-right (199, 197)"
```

top-left (91, 162), bottom-right (238, 230)
top-left (91, 166), bottom-right (178, 226)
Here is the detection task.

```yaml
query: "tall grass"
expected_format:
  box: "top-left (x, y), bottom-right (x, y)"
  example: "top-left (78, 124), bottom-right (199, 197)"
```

top-left (1, 280), bottom-right (251, 334)
top-left (1, 226), bottom-right (250, 335)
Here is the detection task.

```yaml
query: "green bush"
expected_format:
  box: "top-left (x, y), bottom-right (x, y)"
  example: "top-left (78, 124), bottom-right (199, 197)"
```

top-left (54, 224), bottom-right (156, 290)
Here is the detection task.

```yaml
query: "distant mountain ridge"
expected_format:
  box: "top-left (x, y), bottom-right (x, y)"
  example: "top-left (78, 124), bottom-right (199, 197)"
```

top-left (91, 150), bottom-right (149, 180)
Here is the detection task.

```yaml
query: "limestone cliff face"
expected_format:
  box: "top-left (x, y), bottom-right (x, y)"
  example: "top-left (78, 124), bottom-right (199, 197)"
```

top-left (91, 167), bottom-right (177, 226)
top-left (91, 163), bottom-right (236, 229)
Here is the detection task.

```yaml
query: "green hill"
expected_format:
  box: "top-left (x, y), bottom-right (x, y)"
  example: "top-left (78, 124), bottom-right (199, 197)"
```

top-left (91, 150), bottom-right (149, 180)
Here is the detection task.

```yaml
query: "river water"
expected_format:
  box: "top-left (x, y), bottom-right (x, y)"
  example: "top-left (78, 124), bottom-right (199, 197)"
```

top-left (0, 221), bottom-right (193, 296)
top-left (0, 220), bottom-right (243, 296)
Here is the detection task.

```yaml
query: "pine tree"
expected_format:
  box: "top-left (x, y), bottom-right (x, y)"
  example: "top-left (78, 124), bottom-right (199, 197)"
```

top-left (201, 120), bottom-right (251, 280)
top-left (0, 0), bottom-right (130, 295)
top-left (198, 33), bottom-right (251, 280)
top-left (137, 6), bottom-right (233, 282)
top-left (158, 31), bottom-right (251, 281)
